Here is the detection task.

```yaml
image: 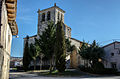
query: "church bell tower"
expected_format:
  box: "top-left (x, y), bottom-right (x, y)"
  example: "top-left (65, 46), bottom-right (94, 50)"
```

top-left (37, 3), bottom-right (65, 35)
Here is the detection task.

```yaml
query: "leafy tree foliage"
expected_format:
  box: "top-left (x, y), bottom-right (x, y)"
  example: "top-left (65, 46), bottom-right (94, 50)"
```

top-left (29, 42), bottom-right (39, 70)
top-left (55, 21), bottom-right (66, 72)
top-left (65, 39), bottom-right (76, 52)
top-left (23, 36), bottom-right (31, 71)
top-left (38, 22), bottom-right (56, 73)
top-left (79, 40), bottom-right (104, 66)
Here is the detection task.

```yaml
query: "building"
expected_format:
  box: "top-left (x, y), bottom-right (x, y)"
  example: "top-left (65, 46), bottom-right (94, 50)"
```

top-left (0, 0), bottom-right (18, 79)
top-left (103, 41), bottom-right (120, 72)
top-left (24, 3), bottom-right (83, 69)
top-left (10, 57), bottom-right (23, 68)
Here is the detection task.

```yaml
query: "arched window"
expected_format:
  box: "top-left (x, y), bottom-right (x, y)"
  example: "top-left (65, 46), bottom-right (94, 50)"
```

top-left (42, 13), bottom-right (45, 21)
top-left (58, 12), bottom-right (60, 21)
top-left (47, 11), bottom-right (51, 20)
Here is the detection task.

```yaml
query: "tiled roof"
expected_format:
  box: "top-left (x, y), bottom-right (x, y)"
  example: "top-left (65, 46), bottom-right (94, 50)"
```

top-left (102, 41), bottom-right (120, 48)
top-left (71, 38), bottom-right (83, 43)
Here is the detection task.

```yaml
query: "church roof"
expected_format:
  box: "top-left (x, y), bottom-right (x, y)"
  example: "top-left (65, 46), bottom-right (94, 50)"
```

top-left (64, 24), bottom-right (71, 30)
top-left (71, 38), bottom-right (83, 43)
top-left (38, 3), bottom-right (65, 13)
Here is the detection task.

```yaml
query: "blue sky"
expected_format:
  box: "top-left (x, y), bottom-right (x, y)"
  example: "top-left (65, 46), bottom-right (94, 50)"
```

top-left (11, 0), bottom-right (120, 57)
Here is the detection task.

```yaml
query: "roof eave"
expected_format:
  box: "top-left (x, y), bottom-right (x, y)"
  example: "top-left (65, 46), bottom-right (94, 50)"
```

top-left (6, 0), bottom-right (18, 35)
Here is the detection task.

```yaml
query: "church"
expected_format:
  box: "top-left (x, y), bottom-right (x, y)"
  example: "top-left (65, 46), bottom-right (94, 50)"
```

top-left (24, 3), bottom-right (86, 69)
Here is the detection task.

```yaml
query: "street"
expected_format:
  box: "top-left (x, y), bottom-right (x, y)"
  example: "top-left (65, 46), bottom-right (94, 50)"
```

top-left (9, 72), bottom-right (120, 79)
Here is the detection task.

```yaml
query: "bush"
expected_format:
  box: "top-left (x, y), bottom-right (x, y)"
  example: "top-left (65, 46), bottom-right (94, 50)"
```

top-left (78, 65), bottom-right (92, 72)
top-left (78, 62), bottom-right (117, 74)
top-left (91, 62), bottom-right (105, 74)
top-left (16, 66), bottom-right (24, 71)
top-left (102, 68), bottom-right (117, 74)
top-left (78, 65), bottom-right (86, 71)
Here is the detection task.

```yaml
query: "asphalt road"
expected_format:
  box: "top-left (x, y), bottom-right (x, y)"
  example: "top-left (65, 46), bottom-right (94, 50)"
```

top-left (9, 72), bottom-right (120, 79)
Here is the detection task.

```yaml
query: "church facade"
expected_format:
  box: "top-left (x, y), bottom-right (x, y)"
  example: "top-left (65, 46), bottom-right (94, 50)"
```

top-left (24, 4), bottom-right (85, 69)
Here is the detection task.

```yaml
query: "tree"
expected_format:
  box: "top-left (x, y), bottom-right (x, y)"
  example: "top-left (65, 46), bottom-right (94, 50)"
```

top-left (39, 53), bottom-right (44, 70)
top-left (29, 42), bottom-right (39, 70)
top-left (89, 40), bottom-right (104, 65)
top-left (55, 21), bottom-right (66, 72)
top-left (34, 38), bottom-right (42, 70)
top-left (79, 40), bottom-right (89, 60)
top-left (23, 36), bottom-right (31, 71)
top-left (65, 39), bottom-right (76, 53)
top-left (39, 22), bottom-right (56, 73)
top-left (79, 40), bottom-right (104, 67)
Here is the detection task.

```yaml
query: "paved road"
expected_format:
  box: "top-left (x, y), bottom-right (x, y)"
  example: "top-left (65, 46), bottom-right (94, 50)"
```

top-left (9, 72), bottom-right (120, 79)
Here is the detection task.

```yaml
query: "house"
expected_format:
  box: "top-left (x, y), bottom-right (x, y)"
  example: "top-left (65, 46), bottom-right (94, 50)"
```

top-left (10, 57), bottom-right (23, 68)
top-left (103, 41), bottom-right (120, 72)
top-left (23, 3), bottom-right (84, 69)
top-left (0, 0), bottom-right (18, 79)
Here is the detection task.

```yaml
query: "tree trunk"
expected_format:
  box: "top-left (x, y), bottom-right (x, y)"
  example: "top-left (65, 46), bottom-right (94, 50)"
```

top-left (34, 59), bottom-right (36, 70)
top-left (40, 57), bottom-right (42, 70)
top-left (49, 59), bottom-right (52, 74)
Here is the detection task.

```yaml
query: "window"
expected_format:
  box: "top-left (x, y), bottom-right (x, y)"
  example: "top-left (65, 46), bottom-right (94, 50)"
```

top-left (42, 13), bottom-right (45, 21)
top-left (47, 11), bottom-right (51, 20)
top-left (58, 12), bottom-right (60, 21)
top-left (111, 53), bottom-right (114, 56)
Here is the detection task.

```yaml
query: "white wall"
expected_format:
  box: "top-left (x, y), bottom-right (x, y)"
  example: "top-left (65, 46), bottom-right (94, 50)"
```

top-left (103, 42), bottom-right (120, 71)
top-left (0, 0), bottom-right (13, 79)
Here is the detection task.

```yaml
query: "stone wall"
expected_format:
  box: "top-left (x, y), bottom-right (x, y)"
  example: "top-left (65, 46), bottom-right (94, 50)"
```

top-left (0, 0), bottom-right (13, 79)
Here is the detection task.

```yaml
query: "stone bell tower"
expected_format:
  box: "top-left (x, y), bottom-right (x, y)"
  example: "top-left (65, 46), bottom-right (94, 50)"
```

top-left (37, 3), bottom-right (65, 35)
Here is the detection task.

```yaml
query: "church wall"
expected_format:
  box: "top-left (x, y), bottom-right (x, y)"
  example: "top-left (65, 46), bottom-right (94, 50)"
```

top-left (70, 39), bottom-right (86, 68)
top-left (65, 26), bottom-right (71, 38)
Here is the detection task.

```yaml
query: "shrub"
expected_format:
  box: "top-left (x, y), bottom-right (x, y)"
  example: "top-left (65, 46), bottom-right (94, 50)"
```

top-left (78, 65), bottom-right (86, 71)
top-left (78, 62), bottom-right (117, 74)
top-left (102, 68), bottom-right (117, 74)
top-left (91, 62), bottom-right (105, 74)
top-left (78, 65), bottom-right (92, 72)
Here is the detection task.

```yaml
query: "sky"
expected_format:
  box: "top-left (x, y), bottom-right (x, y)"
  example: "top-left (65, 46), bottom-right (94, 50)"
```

top-left (11, 0), bottom-right (120, 57)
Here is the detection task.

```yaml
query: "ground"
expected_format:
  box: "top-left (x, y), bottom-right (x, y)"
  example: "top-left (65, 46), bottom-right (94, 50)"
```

top-left (9, 69), bottom-right (120, 79)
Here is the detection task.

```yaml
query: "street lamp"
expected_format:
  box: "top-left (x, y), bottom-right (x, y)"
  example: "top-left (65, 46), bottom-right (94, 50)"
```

top-left (13, 35), bottom-right (19, 38)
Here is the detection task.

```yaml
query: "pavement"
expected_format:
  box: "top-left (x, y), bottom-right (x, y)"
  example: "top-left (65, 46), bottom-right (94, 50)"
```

top-left (9, 71), bottom-right (120, 79)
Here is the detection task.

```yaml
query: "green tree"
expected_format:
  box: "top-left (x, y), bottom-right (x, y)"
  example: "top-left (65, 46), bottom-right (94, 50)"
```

top-left (89, 40), bottom-right (104, 65)
top-left (65, 39), bottom-right (76, 53)
top-left (34, 38), bottom-right (42, 70)
top-left (23, 36), bottom-right (31, 71)
top-left (29, 42), bottom-right (39, 70)
top-left (55, 21), bottom-right (66, 72)
top-left (79, 40), bottom-right (104, 66)
top-left (79, 40), bottom-right (89, 60)
top-left (39, 22), bottom-right (56, 73)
